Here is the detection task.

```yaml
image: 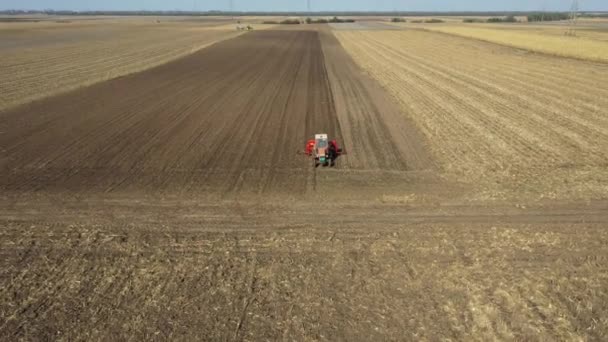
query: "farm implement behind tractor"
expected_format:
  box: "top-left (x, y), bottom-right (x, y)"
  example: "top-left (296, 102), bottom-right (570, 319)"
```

top-left (304, 134), bottom-right (344, 167)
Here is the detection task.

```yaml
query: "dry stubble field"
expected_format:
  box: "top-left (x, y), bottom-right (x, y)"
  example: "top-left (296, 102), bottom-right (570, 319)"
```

top-left (1, 19), bottom-right (608, 341)
top-left (389, 18), bottom-right (608, 62)
top-left (335, 27), bottom-right (608, 201)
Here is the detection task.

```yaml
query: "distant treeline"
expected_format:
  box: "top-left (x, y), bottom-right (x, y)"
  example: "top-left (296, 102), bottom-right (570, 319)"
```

top-left (463, 13), bottom-right (584, 23)
top-left (263, 17), bottom-right (356, 25)
top-left (2, 9), bottom-right (607, 17)
top-left (582, 13), bottom-right (608, 18)
top-left (307, 17), bottom-right (356, 24)
top-left (527, 12), bottom-right (571, 22)
top-left (487, 15), bottom-right (518, 23)
top-left (410, 19), bottom-right (444, 23)
top-left (464, 15), bottom-right (517, 23)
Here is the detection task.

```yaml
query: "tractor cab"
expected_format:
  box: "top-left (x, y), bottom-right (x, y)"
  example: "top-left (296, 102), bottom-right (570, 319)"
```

top-left (304, 134), bottom-right (343, 167)
top-left (314, 134), bottom-right (329, 164)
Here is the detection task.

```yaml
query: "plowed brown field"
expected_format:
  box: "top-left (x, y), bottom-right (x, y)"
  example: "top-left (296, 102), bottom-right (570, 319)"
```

top-left (1, 31), bottom-right (339, 195)
top-left (1, 29), bottom-right (439, 200)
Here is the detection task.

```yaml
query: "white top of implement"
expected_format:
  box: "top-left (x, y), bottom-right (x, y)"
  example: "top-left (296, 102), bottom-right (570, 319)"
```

top-left (315, 134), bottom-right (328, 140)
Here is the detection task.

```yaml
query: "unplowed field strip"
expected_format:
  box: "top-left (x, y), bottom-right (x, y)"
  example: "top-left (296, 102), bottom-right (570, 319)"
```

top-left (1, 30), bottom-right (342, 195)
top-left (335, 29), bottom-right (608, 200)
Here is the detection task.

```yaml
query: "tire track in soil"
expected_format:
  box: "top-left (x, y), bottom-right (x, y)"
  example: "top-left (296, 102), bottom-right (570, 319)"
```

top-left (0, 30), bottom-right (341, 196)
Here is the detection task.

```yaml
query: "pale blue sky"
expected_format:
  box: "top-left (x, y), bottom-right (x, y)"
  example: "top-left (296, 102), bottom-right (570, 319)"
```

top-left (2, 0), bottom-right (606, 12)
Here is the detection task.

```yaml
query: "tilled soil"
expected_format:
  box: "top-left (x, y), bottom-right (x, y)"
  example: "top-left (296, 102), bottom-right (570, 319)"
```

top-left (1, 197), bottom-right (607, 341)
top-left (1, 29), bottom-right (442, 201)
top-left (1, 30), bottom-right (340, 195)
top-left (2, 27), bottom-right (607, 341)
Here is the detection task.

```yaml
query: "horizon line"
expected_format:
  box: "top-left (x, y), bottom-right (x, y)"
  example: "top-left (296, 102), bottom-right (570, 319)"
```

top-left (3, 9), bottom-right (608, 14)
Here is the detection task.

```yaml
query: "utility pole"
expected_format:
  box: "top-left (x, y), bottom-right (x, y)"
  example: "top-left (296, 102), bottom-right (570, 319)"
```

top-left (541, 2), bottom-right (546, 22)
top-left (567, 0), bottom-right (579, 36)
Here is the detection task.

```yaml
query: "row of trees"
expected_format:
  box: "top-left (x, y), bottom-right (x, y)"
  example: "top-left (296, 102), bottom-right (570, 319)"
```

top-left (527, 13), bottom-right (571, 22)
top-left (463, 16), bottom-right (517, 23)
top-left (306, 17), bottom-right (355, 24)
top-left (486, 15), bottom-right (518, 23)
top-left (462, 13), bottom-right (574, 23)
top-left (393, 18), bottom-right (445, 23)
top-left (264, 17), bottom-right (356, 25)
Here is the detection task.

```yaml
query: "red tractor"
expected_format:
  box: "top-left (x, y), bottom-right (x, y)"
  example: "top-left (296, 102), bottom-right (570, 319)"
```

top-left (305, 134), bottom-right (344, 167)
